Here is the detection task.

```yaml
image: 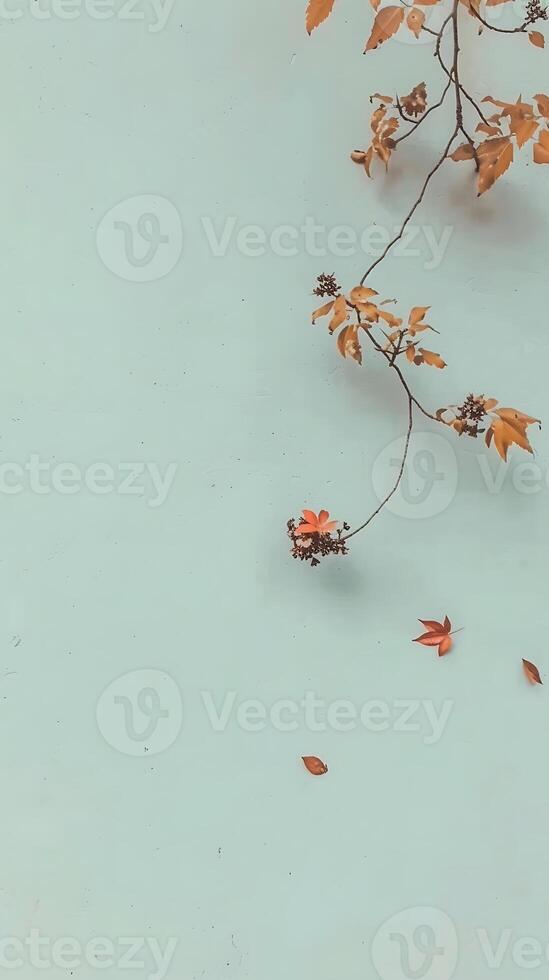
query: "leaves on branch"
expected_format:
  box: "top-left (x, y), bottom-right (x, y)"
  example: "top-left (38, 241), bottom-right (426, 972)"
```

top-left (523, 659), bottom-right (543, 685)
top-left (401, 82), bottom-right (427, 116)
top-left (351, 98), bottom-right (400, 176)
top-left (305, 0), bottom-right (336, 33)
top-left (485, 407), bottom-right (541, 460)
top-left (365, 6), bottom-right (404, 51)
top-left (413, 616), bottom-right (454, 657)
top-left (448, 93), bottom-right (549, 189)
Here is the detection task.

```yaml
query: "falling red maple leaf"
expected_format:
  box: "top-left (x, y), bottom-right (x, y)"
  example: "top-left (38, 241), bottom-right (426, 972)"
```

top-left (413, 615), bottom-right (456, 657)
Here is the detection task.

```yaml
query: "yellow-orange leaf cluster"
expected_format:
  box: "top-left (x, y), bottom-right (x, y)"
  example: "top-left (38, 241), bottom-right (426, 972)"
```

top-left (351, 97), bottom-right (400, 176)
top-left (312, 290), bottom-right (448, 370)
top-left (450, 93), bottom-right (549, 193)
top-left (485, 407), bottom-right (541, 460)
top-left (437, 398), bottom-right (540, 461)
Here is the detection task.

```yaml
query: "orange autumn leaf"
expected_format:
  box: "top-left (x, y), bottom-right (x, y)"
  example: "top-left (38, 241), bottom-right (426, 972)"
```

top-left (515, 118), bottom-right (540, 148)
top-left (485, 407), bottom-right (540, 460)
top-left (401, 82), bottom-right (427, 116)
top-left (306, 0), bottom-right (336, 33)
top-left (294, 509), bottom-right (338, 535)
top-left (534, 93), bottom-right (549, 118)
top-left (534, 128), bottom-right (549, 163)
top-left (312, 299), bottom-right (335, 323)
top-left (476, 136), bottom-right (513, 195)
top-left (523, 659), bottom-right (543, 685)
top-left (337, 323), bottom-right (363, 363)
top-left (349, 285), bottom-right (378, 304)
top-left (406, 8), bottom-right (425, 38)
top-left (365, 6), bottom-right (404, 51)
top-left (413, 616), bottom-right (455, 657)
top-left (450, 142), bottom-right (475, 161)
top-left (409, 305), bottom-right (430, 326)
top-left (418, 348), bottom-right (446, 368)
top-left (302, 755), bottom-right (329, 775)
top-left (476, 122), bottom-right (502, 137)
top-left (482, 96), bottom-right (538, 148)
top-left (529, 30), bottom-right (545, 48)
top-left (328, 294), bottom-right (349, 333)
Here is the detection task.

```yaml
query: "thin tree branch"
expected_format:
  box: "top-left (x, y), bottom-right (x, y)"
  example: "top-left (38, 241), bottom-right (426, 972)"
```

top-left (360, 127), bottom-right (458, 285)
top-left (343, 394), bottom-right (414, 541)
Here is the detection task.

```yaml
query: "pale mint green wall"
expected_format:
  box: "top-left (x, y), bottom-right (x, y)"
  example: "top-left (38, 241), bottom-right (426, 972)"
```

top-left (1, 1), bottom-right (548, 978)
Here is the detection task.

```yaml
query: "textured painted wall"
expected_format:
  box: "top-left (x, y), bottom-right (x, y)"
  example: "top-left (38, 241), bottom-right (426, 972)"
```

top-left (1, 1), bottom-right (548, 978)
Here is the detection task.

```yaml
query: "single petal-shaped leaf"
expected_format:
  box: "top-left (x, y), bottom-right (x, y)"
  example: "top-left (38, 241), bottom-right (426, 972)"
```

top-left (302, 755), bottom-right (329, 775)
top-left (523, 659), bottom-right (543, 685)
top-left (306, 0), bottom-right (336, 33)
top-left (365, 6), bottom-right (404, 50)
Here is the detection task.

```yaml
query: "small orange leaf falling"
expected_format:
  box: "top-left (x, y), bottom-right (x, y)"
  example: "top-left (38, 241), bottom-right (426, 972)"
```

top-left (529, 31), bottom-right (545, 48)
top-left (294, 509), bottom-right (338, 536)
top-left (365, 6), bottom-right (404, 51)
top-left (413, 616), bottom-right (455, 657)
top-left (523, 659), bottom-right (543, 685)
top-left (305, 0), bottom-right (336, 33)
top-left (302, 755), bottom-right (328, 775)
